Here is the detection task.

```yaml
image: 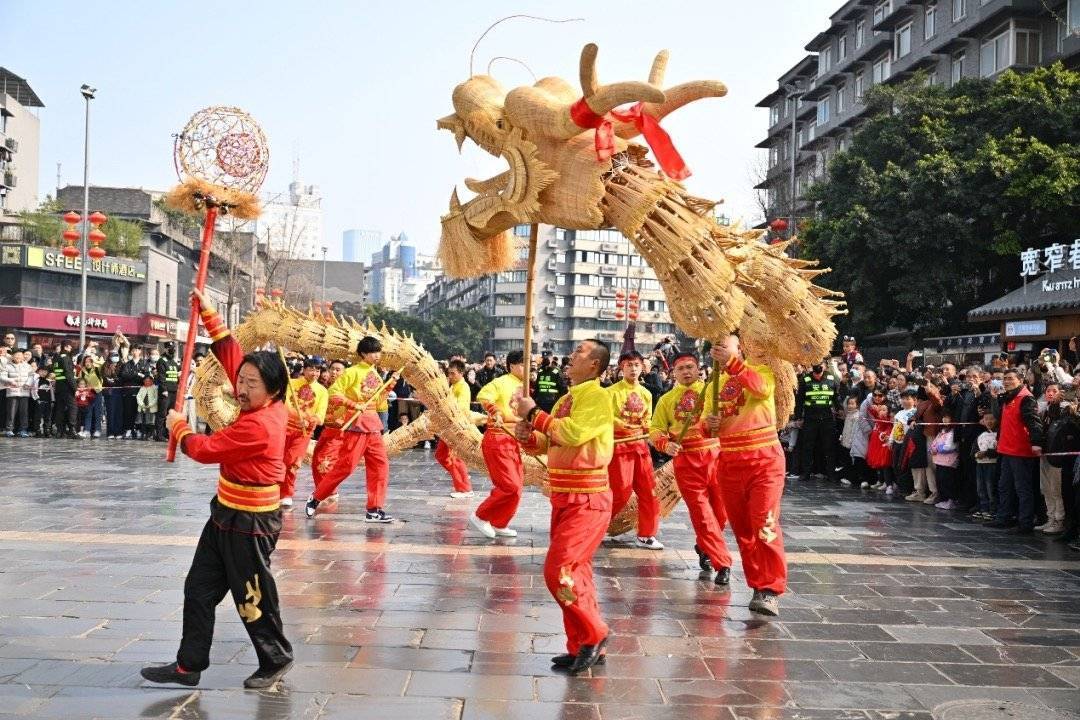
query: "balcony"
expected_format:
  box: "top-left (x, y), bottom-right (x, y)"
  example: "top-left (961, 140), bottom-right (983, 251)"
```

top-left (3, 138), bottom-right (17, 153)
top-left (888, 51), bottom-right (943, 81)
top-left (872, 0), bottom-right (919, 32)
top-left (852, 26), bottom-right (893, 63)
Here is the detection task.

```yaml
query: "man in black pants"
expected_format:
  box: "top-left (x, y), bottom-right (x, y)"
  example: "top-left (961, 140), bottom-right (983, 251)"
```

top-left (156, 342), bottom-right (180, 441)
top-left (51, 339), bottom-right (77, 438)
top-left (795, 361), bottom-right (840, 482)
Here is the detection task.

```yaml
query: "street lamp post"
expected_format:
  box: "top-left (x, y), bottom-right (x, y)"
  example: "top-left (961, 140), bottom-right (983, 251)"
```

top-left (782, 80), bottom-right (806, 243)
top-left (320, 245), bottom-right (327, 304)
top-left (77, 84), bottom-right (96, 351)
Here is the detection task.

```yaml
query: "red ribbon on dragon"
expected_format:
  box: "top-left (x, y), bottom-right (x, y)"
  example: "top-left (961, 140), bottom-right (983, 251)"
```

top-left (570, 99), bottom-right (690, 181)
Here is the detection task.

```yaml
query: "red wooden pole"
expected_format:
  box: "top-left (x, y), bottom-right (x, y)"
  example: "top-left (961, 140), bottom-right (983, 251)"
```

top-left (167, 202), bottom-right (219, 462)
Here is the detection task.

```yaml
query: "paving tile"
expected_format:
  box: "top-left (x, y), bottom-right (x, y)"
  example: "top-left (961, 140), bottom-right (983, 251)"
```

top-left (932, 663), bottom-right (1074, 688)
top-left (537, 677), bottom-right (663, 704)
top-left (348, 646), bottom-right (472, 672)
top-left (406, 670), bottom-right (535, 700)
top-left (855, 642), bottom-right (979, 663)
top-left (817, 660), bottom-right (954, 685)
top-left (320, 694), bottom-right (459, 720)
top-left (881, 626), bottom-right (1000, 646)
top-left (463, 700), bottom-right (600, 720)
top-left (784, 681), bottom-right (924, 711)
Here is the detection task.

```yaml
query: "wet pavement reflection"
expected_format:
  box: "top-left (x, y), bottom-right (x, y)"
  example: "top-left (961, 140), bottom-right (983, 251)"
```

top-left (0, 440), bottom-right (1078, 719)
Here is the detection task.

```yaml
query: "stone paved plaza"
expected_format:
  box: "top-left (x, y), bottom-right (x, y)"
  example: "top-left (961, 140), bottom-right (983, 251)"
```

top-left (0, 438), bottom-right (1078, 719)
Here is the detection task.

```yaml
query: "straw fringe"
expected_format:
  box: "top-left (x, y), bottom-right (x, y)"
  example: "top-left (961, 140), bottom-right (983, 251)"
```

top-left (163, 178), bottom-right (261, 220)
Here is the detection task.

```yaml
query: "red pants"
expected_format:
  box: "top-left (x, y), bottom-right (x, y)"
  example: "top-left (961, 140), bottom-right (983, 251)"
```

top-left (281, 429), bottom-right (311, 500)
top-left (435, 438), bottom-right (471, 492)
top-left (545, 492), bottom-right (612, 655)
top-left (715, 444), bottom-right (787, 594)
top-left (608, 440), bottom-right (659, 537)
top-left (674, 448), bottom-right (732, 570)
top-left (312, 427), bottom-right (389, 510)
top-left (475, 431), bottom-right (523, 529)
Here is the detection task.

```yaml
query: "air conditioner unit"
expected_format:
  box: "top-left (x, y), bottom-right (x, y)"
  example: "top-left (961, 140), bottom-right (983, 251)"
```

top-left (600, 242), bottom-right (619, 252)
top-left (546, 258), bottom-right (558, 270)
top-left (545, 282), bottom-right (557, 293)
top-left (546, 239), bottom-right (558, 249)
top-left (546, 323), bottom-right (556, 330)
top-left (545, 307), bottom-right (555, 315)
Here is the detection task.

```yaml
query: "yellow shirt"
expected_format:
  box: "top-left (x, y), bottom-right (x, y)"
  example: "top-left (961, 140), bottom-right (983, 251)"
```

top-left (325, 361), bottom-right (385, 432)
top-left (702, 356), bottom-right (779, 453)
top-left (477, 373), bottom-right (523, 432)
top-left (450, 377), bottom-right (472, 413)
top-left (649, 381), bottom-right (716, 452)
top-left (606, 379), bottom-right (652, 441)
top-left (287, 377), bottom-right (328, 435)
top-left (526, 379), bottom-right (614, 493)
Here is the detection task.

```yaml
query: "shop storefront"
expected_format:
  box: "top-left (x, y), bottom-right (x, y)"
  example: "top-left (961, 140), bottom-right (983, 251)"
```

top-left (921, 333), bottom-right (1003, 367)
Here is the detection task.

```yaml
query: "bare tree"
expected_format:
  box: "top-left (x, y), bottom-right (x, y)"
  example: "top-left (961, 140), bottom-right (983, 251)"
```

top-left (260, 190), bottom-right (311, 297)
top-left (747, 153), bottom-right (771, 226)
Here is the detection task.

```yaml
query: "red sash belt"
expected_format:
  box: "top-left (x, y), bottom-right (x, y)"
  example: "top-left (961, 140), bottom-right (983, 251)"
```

top-left (718, 426), bottom-right (780, 453)
top-left (216, 475), bottom-right (280, 512)
top-left (680, 436), bottom-right (720, 453)
top-left (549, 467), bottom-right (610, 494)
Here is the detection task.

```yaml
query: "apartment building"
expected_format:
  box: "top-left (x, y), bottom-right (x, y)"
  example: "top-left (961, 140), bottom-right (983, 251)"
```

top-left (756, 0), bottom-right (1079, 224)
top-left (415, 224), bottom-right (678, 356)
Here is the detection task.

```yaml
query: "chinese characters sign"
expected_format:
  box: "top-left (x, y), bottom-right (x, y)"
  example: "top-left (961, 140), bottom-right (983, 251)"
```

top-left (1020, 240), bottom-right (1080, 279)
top-left (64, 314), bottom-right (109, 329)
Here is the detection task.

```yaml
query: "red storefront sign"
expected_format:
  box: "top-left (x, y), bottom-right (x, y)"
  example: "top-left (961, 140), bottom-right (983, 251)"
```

top-left (140, 314), bottom-right (179, 338)
top-left (0, 306), bottom-right (143, 335)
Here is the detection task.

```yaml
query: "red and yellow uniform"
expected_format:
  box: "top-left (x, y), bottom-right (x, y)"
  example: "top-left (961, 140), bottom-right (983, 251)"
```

top-left (311, 362), bottom-right (391, 510)
top-left (704, 356), bottom-right (786, 594)
top-left (649, 381), bottom-right (732, 570)
top-left (605, 379), bottom-right (659, 537)
top-left (435, 377), bottom-right (472, 492)
top-left (167, 304), bottom-right (292, 674)
top-left (522, 379), bottom-right (613, 656)
top-left (280, 377), bottom-right (328, 501)
top-left (475, 373), bottom-right (525, 529)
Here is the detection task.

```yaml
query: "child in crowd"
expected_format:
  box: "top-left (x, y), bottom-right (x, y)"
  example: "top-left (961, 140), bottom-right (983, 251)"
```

top-left (890, 389), bottom-right (918, 497)
top-left (930, 411), bottom-right (959, 510)
top-left (34, 368), bottom-right (54, 437)
top-left (136, 375), bottom-right (158, 440)
top-left (974, 413), bottom-right (999, 519)
top-left (838, 396), bottom-right (861, 487)
top-left (866, 389), bottom-right (894, 494)
top-left (74, 379), bottom-right (94, 432)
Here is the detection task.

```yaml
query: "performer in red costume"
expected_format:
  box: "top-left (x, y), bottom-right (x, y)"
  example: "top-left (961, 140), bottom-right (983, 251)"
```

top-left (605, 350), bottom-right (662, 549)
top-left (470, 350), bottom-right (526, 539)
top-left (142, 289), bottom-right (293, 689)
top-left (704, 336), bottom-right (787, 616)
top-left (306, 336), bottom-right (394, 522)
top-left (515, 338), bottom-right (614, 675)
top-left (437, 358), bottom-right (474, 498)
top-left (280, 357), bottom-right (328, 507)
top-left (649, 352), bottom-right (733, 585)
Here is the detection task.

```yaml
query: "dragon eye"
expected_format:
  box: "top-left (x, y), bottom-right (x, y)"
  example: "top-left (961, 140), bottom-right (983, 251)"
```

top-left (495, 118), bottom-right (504, 130)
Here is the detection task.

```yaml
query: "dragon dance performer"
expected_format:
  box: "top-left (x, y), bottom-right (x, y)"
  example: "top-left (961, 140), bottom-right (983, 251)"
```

top-left (306, 337), bottom-right (394, 522)
top-left (515, 338), bottom-right (614, 675)
top-left (437, 358), bottom-right (475, 498)
top-left (280, 358), bottom-right (328, 508)
top-left (605, 350), bottom-right (662, 549)
top-left (649, 352), bottom-right (733, 586)
top-left (703, 336), bottom-right (786, 617)
top-left (470, 350), bottom-right (526, 539)
top-left (142, 290), bottom-right (293, 689)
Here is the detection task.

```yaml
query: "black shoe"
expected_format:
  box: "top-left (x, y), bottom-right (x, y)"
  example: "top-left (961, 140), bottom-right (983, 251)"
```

top-left (552, 653), bottom-right (605, 668)
top-left (243, 661), bottom-right (293, 689)
top-left (985, 519), bottom-right (1016, 529)
top-left (140, 662), bottom-right (200, 687)
top-left (365, 508), bottom-right (393, 523)
top-left (694, 545), bottom-right (713, 572)
top-left (1008, 526), bottom-right (1034, 535)
top-left (568, 635), bottom-right (609, 675)
top-left (305, 495), bottom-right (319, 519)
top-left (714, 567), bottom-right (731, 586)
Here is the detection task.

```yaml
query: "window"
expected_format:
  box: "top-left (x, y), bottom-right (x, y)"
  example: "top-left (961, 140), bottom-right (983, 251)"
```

top-left (952, 0), bottom-right (966, 22)
top-left (817, 97), bottom-right (830, 125)
top-left (769, 146), bottom-right (779, 167)
top-left (895, 22), bottom-right (912, 58)
top-left (1071, 0), bottom-right (1080, 35)
top-left (155, 280), bottom-right (160, 314)
top-left (836, 82), bottom-right (846, 113)
top-left (855, 71), bottom-right (866, 99)
top-left (874, 1), bottom-right (891, 32)
top-left (165, 284), bottom-right (171, 316)
top-left (980, 28), bottom-right (1010, 76)
top-left (951, 51), bottom-right (965, 83)
top-left (872, 54), bottom-right (891, 83)
top-left (1014, 29), bottom-right (1041, 65)
top-left (838, 136), bottom-right (850, 153)
top-left (818, 47), bottom-right (832, 75)
top-left (856, 20), bottom-right (865, 48)
top-left (513, 224), bottom-right (531, 237)
top-left (770, 103), bottom-right (780, 125)
top-left (925, 4), bottom-right (937, 39)
top-left (555, 273), bottom-right (566, 286)
top-left (926, 70), bottom-right (939, 86)
top-left (838, 35), bottom-right (848, 60)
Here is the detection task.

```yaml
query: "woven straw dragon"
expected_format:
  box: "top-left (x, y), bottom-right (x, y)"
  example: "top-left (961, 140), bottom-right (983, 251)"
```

top-left (194, 44), bottom-right (845, 536)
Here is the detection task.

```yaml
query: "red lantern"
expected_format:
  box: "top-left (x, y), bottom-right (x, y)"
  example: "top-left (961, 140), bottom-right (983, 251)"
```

top-left (271, 288), bottom-right (283, 298)
top-left (615, 289), bottom-right (625, 299)
top-left (63, 211), bottom-right (81, 225)
top-left (628, 301), bottom-right (639, 310)
top-left (61, 245), bottom-right (80, 258)
top-left (87, 246), bottom-right (106, 260)
top-left (256, 287), bottom-right (266, 296)
top-left (62, 229), bottom-right (80, 242)
top-left (614, 311), bottom-right (625, 320)
top-left (628, 291), bottom-right (639, 300)
top-left (88, 211), bottom-right (107, 226)
top-left (769, 218), bottom-right (788, 233)
top-left (61, 212), bottom-right (81, 257)
top-left (628, 312), bottom-right (638, 321)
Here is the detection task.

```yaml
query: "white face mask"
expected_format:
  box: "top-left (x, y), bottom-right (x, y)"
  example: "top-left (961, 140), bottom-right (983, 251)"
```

top-left (150, 355), bottom-right (160, 362)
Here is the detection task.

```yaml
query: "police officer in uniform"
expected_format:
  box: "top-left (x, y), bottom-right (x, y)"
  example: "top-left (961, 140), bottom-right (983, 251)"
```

top-left (795, 360), bottom-right (841, 482)
top-left (533, 354), bottom-right (567, 414)
top-left (156, 342), bottom-right (180, 441)
top-left (51, 338), bottom-right (78, 438)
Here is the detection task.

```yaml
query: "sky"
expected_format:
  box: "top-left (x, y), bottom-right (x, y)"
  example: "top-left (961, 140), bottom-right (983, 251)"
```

top-left (6, 0), bottom-right (837, 260)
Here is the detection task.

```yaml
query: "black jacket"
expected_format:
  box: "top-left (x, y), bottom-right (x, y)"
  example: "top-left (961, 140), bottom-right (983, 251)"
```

top-left (475, 365), bottom-right (504, 388)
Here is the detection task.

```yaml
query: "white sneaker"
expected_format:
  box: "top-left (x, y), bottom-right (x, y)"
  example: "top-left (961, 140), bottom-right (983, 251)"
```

top-left (860, 481), bottom-right (870, 489)
top-left (905, 491), bottom-right (926, 502)
top-left (885, 486), bottom-right (895, 496)
top-left (469, 513), bottom-right (496, 539)
top-left (635, 536), bottom-right (664, 550)
top-left (1040, 521), bottom-right (1065, 534)
top-left (1034, 521), bottom-right (1050, 531)
top-left (280, 496), bottom-right (293, 508)
top-left (923, 493), bottom-right (939, 505)
top-left (493, 526), bottom-right (517, 538)
top-left (449, 491), bottom-right (475, 499)
top-left (91, 432), bottom-right (101, 438)
top-left (839, 478), bottom-right (852, 487)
